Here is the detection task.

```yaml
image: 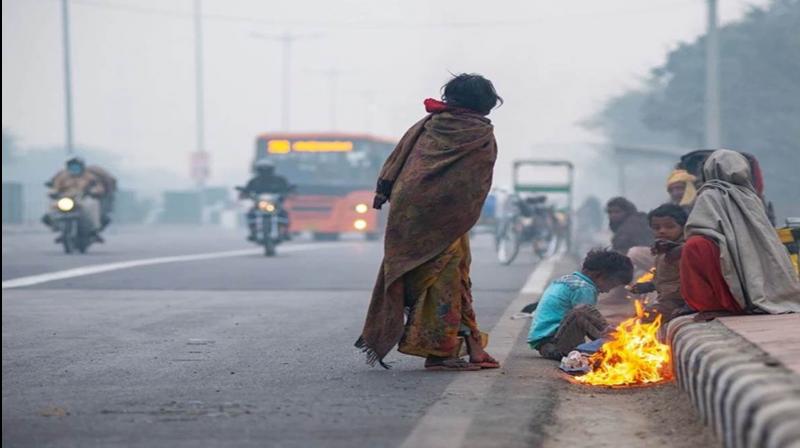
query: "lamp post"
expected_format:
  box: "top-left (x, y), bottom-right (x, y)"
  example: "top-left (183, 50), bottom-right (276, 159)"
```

top-left (251, 31), bottom-right (322, 131)
top-left (704, 0), bottom-right (721, 148)
top-left (60, 0), bottom-right (75, 155)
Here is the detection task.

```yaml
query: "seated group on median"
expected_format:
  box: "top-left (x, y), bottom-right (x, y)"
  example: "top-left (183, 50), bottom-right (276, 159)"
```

top-left (529, 149), bottom-right (800, 361)
top-left (354, 73), bottom-right (800, 370)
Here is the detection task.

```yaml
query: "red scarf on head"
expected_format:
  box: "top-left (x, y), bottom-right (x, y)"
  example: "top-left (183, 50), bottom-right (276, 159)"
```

top-left (423, 98), bottom-right (479, 115)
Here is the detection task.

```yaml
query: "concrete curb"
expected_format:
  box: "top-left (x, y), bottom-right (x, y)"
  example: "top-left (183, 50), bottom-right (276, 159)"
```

top-left (666, 315), bottom-right (800, 448)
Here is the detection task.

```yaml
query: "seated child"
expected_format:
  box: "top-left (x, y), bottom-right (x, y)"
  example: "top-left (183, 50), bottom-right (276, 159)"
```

top-left (528, 249), bottom-right (634, 360)
top-left (631, 203), bottom-right (689, 321)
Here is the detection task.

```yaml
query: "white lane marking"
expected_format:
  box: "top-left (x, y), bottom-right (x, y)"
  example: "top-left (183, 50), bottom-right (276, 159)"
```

top-left (521, 257), bottom-right (559, 295)
top-left (2, 242), bottom-right (359, 289)
top-left (400, 255), bottom-right (560, 448)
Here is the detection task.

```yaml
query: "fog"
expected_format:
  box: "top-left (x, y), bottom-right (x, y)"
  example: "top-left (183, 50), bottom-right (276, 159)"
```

top-left (2, 1), bottom-right (764, 172)
top-left (6, 0), bottom-right (796, 224)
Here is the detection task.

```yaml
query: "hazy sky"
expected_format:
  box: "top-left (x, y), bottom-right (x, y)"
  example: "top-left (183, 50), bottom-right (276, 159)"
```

top-left (2, 0), bottom-right (768, 189)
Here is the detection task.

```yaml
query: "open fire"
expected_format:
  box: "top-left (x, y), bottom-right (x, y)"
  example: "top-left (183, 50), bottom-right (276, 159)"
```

top-left (573, 300), bottom-right (672, 387)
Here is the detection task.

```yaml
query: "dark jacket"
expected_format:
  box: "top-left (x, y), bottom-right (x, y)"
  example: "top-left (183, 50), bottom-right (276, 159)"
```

top-left (242, 174), bottom-right (291, 195)
top-left (612, 212), bottom-right (654, 254)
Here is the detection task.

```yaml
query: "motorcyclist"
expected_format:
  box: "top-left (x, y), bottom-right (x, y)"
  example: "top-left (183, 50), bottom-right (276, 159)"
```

top-left (240, 159), bottom-right (293, 241)
top-left (85, 164), bottom-right (117, 229)
top-left (43, 157), bottom-right (107, 239)
top-left (48, 159), bottom-right (117, 230)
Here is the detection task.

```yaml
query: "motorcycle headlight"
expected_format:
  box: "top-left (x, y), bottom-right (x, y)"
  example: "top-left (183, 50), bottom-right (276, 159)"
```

top-left (258, 201), bottom-right (276, 212)
top-left (354, 203), bottom-right (369, 214)
top-left (57, 197), bottom-right (75, 212)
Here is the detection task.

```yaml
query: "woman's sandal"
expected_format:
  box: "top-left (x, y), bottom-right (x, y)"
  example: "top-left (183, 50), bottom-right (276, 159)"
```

top-left (424, 358), bottom-right (481, 371)
top-left (470, 356), bottom-right (500, 369)
top-left (463, 336), bottom-right (501, 369)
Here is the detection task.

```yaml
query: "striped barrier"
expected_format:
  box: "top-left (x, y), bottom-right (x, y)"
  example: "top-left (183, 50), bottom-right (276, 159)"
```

top-left (666, 315), bottom-right (800, 448)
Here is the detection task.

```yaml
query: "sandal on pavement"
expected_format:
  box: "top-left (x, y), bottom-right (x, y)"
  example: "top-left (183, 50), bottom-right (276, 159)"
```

top-left (470, 355), bottom-right (500, 369)
top-left (424, 358), bottom-right (481, 371)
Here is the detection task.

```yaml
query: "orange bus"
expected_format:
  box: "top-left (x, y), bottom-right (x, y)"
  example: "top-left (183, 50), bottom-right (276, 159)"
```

top-left (253, 132), bottom-right (396, 240)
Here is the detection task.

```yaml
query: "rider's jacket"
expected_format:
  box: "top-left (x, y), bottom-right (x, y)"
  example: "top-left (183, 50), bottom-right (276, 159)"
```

top-left (242, 174), bottom-right (291, 195)
top-left (50, 170), bottom-right (106, 198)
top-left (86, 166), bottom-right (117, 194)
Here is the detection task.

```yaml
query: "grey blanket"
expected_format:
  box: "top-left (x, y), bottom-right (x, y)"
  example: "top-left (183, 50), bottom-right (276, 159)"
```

top-left (686, 150), bottom-right (800, 313)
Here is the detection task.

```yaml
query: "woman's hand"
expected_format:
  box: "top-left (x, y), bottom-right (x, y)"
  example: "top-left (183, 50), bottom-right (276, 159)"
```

top-left (373, 193), bottom-right (388, 210)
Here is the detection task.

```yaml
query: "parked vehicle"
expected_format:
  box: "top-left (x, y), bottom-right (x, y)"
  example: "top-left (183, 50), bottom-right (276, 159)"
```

top-left (495, 160), bottom-right (574, 265)
top-left (496, 195), bottom-right (562, 265)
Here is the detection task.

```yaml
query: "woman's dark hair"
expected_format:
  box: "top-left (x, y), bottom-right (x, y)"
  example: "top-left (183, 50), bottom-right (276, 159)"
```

top-left (605, 196), bottom-right (637, 214)
top-left (647, 203), bottom-right (688, 227)
top-left (441, 73), bottom-right (503, 115)
top-left (582, 248), bottom-right (633, 284)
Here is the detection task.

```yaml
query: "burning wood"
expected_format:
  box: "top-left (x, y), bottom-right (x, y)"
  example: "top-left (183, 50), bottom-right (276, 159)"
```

top-left (573, 300), bottom-right (672, 387)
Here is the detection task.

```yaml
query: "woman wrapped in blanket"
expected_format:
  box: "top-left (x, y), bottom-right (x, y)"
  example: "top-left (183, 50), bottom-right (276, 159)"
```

top-left (681, 149), bottom-right (800, 314)
top-left (355, 74), bottom-right (503, 371)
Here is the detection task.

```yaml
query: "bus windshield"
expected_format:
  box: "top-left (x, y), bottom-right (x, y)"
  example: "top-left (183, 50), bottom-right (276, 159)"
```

top-left (255, 136), bottom-right (395, 193)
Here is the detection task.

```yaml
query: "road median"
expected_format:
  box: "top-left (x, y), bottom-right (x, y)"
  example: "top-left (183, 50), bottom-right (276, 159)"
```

top-left (666, 314), bottom-right (800, 448)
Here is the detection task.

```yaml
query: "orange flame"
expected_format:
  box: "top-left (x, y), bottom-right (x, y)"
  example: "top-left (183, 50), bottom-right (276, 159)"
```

top-left (574, 300), bottom-right (672, 387)
top-left (626, 268), bottom-right (656, 292)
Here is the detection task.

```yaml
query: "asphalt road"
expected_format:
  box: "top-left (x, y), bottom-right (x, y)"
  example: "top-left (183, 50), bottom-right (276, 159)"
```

top-left (2, 225), bottom-right (717, 448)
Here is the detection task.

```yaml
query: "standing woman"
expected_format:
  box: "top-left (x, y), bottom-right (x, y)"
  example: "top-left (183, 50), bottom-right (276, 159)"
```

top-left (355, 74), bottom-right (502, 371)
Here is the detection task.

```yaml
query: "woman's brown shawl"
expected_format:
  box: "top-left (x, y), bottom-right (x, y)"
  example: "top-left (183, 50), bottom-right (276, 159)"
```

top-left (356, 112), bottom-right (497, 367)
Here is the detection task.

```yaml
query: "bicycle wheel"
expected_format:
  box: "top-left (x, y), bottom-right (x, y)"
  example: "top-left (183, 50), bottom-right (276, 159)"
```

top-left (496, 220), bottom-right (521, 265)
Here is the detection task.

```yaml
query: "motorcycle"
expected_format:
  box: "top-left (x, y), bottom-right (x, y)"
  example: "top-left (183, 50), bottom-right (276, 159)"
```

top-left (495, 195), bottom-right (561, 265)
top-left (236, 187), bottom-right (289, 257)
top-left (48, 194), bottom-right (99, 254)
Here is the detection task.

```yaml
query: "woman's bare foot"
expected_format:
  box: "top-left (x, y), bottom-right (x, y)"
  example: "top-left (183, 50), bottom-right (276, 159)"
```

top-left (465, 334), bottom-right (500, 369)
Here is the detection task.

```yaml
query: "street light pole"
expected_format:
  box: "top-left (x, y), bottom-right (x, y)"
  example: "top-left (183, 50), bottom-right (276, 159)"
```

top-left (356, 90), bottom-right (377, 134)
top-left (252, 31), bottom-right (322, 132)
top-left (281, 32), bottom-right (292, 132)
top-left (60, 0), bottom-right (75, 155)
top-left (190, 0), bottom-right (212, 200)
top-left (192, 0), bottom-right (209, 225)
top-left (312, 68), bottom-right (342, 131)
top-left (327, 69), bottom-right (338, 131)
top-left (194, 0), bottom-right (206, 159)
top-left (704, 0), bottom-right (721, 148)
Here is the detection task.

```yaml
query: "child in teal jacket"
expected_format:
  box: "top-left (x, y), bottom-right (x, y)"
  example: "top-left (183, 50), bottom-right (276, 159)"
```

top-left (529, 249), bottom-right (633, 360)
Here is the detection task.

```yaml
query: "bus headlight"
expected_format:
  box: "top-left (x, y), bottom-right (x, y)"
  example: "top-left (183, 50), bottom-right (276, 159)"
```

top-left (258, 201), bottom-right (276, 212)
top-left (354, 203), bottom-right (369, 214)
top-left (57, 197), bottom-right (75, 212)
top-left (353, 219), bottom-right (368, 231)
